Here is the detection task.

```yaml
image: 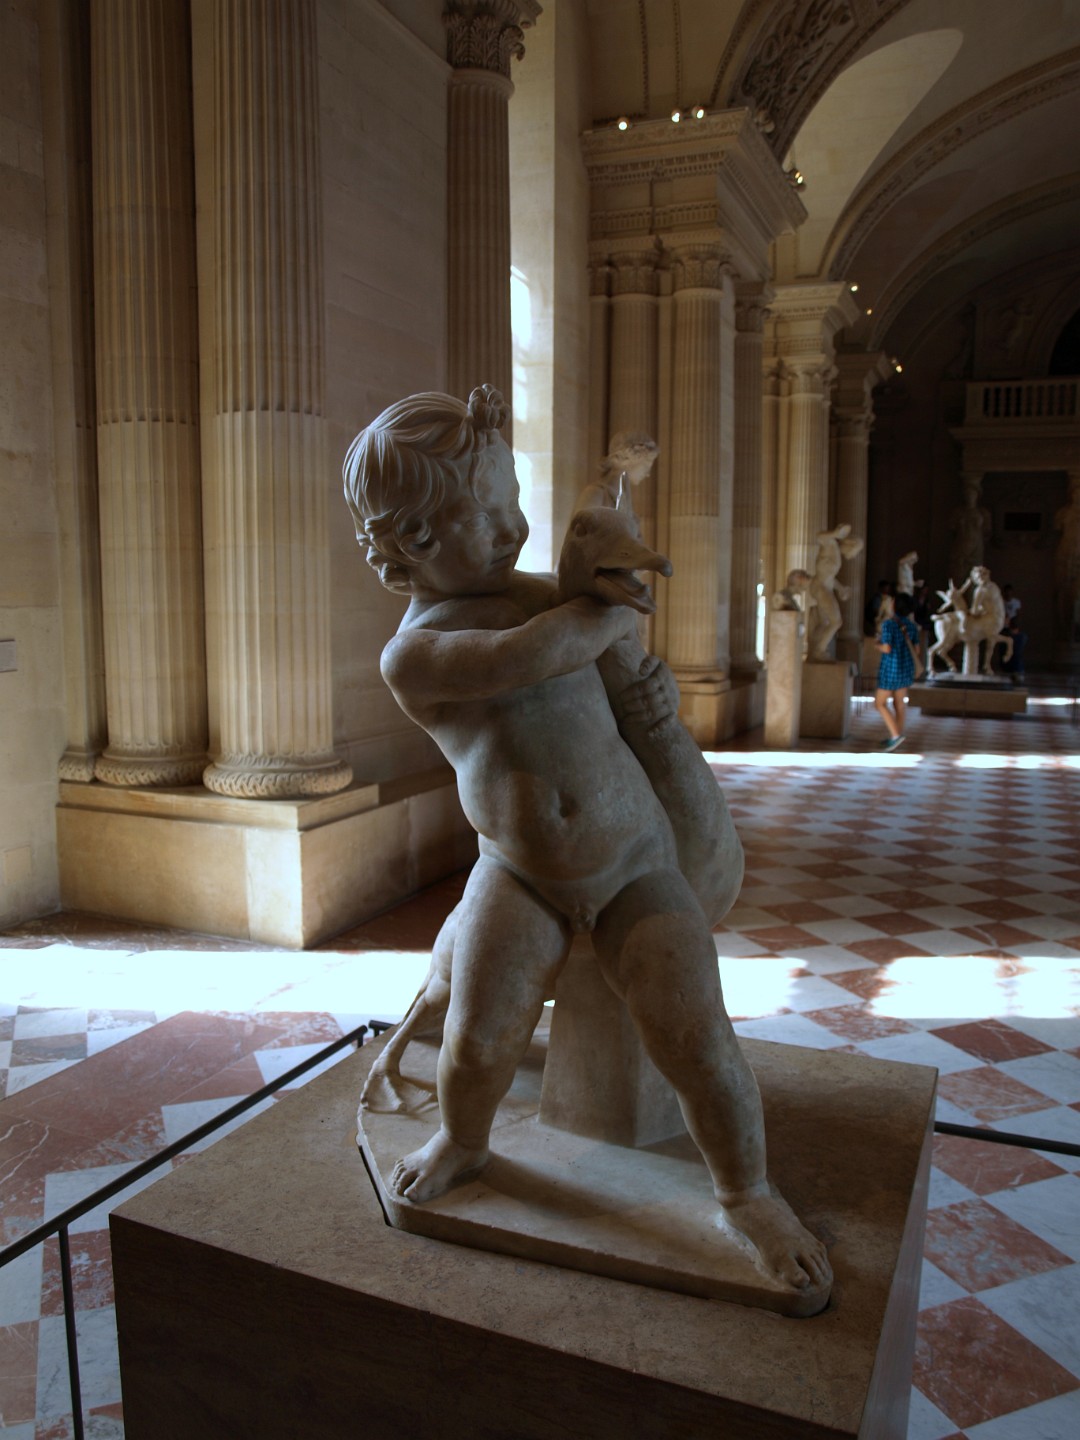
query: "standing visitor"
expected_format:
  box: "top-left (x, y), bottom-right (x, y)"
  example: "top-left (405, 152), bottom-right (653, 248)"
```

top-left (873, 592), bottom-right (920, 751)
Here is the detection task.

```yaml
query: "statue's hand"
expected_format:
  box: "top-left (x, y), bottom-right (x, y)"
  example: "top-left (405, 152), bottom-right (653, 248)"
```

top-left (616, 655), bottom-right (680, 732)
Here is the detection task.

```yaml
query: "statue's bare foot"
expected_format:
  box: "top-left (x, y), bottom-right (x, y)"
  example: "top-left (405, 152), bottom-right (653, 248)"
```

top-left (360, 1063), bottom-right (434, 1115)
top-left (719, 1188), bottom-right (832, 1295)
top-left (390, 1128), bottom-right (488, 1204)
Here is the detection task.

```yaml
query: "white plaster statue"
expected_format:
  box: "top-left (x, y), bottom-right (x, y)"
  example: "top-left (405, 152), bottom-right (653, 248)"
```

top-left (771, 568), bottom-right (811, 612)
top-left (896, 551), bottom-right (920, 597)
top-left (343, 386), bottom-right (831, 1301)
top-left (806, 523), bottom-right (863, 662)
top-left (927, 569), bottom-right (1012, 676)
top-left (574, 431), bottom-right (659, 513)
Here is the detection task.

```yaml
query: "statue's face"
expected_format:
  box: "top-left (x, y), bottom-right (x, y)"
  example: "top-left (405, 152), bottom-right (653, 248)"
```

top-left (412, 437), bottom-right (528, 598)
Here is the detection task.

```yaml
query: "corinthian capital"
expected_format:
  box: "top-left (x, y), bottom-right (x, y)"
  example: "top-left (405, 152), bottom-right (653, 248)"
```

top-left (610, 250), bottom-right (659, 297)
top-left (444, 1), bottom-right (542, 77)
top-left (671, 245), bottom-right (729, 293)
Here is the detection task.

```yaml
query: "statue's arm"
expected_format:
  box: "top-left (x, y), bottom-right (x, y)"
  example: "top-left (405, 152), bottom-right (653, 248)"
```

top-left (381, 599), bottom-right (634, 706)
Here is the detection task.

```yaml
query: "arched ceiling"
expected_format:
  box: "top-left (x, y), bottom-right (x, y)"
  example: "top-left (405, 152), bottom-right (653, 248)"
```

top-left (583, 0), bottom-right (1080, 361)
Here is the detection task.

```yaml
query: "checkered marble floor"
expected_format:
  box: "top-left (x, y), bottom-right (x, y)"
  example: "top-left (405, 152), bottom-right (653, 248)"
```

top-left (2, 686), bottom-right (1078, 1437)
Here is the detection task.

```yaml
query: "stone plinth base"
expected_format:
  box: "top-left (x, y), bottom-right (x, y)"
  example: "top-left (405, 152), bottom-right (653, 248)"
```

top-left (56, 768), bottom-right (476, 948)
top-left (910, 680), bottom-right (1028, 716)
top-left (678, 671), bottom-right (764, 747)
top-left (764, 610), bottom-right (803, 747)
top-left (112, 1035), bottom-right (936, 1440)
top-left (800, 659), bottom-right (856, 738)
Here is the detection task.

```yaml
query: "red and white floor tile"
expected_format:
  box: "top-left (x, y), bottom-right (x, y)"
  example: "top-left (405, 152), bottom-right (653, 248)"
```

top-left (2, 688), bottom-right (1078, 1436)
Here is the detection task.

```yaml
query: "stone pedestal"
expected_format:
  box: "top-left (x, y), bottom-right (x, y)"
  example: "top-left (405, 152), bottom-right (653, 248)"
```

top-left (56, 770), bottom-right (475, 948)
top-left (112, 1035), bottom-right (935, 1440)
top-left (800, 659), bottom-right (855, 739)
top-left (764, 609), bottom-right (804, 747)
top-left (909, 679), bottom-right (1028, 716)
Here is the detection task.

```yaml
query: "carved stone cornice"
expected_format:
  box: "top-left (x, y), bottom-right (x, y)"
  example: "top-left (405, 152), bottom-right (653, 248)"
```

top-left (716, 0), bottom-right (908, 157)
top-left (444, 0), bottom-right (542, 78)
top-left (828, 52), bottom-right (1080, 279)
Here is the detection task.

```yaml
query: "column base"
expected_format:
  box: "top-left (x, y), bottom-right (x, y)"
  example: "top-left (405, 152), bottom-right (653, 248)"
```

top-left (202, 752), bottom-right (353, 799)
top-left (56, 767), bottom-right (476, 948)
top-left (94, 750), bottom-right (207, 788)
top-left (676, 672), bottom-right (764, 746)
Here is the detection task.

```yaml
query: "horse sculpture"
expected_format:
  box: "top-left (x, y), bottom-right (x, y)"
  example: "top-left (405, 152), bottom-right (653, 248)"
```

top-left (928, 573), bottom-right (1012, 676)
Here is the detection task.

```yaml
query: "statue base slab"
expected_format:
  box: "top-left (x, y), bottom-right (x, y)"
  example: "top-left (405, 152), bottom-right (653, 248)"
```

top-left (359, 1028), bottom-right (829, 1318)
top-left (800, 659), bottom-right (856, 738)
top-left (910, 679), bottom-right (1027, 716)
top-left (112, 1033), bottom-right (935, 1439)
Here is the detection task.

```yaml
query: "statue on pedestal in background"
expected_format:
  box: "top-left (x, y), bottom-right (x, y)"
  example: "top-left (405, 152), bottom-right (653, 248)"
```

top-left (928, 567), bottom-right (1012, 676)
top-left (343, 385), bottom-right (831, 1315)
top-left (806, 523), bottom-right (864, 662)
top-left (896, 551), bottom-right (920, 597)
top-left (574, 430), bottom-right (659, 513)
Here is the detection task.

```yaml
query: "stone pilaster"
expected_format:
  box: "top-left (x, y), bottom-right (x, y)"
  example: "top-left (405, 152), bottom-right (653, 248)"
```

top-left (833, 351), bottom-right (892, 648)
top-left (41, 0), bottom-right (106, 783)
top-left (665, 246), bottom-right (734, 679)
top-left (586, 259), bottom-right (611, 474)
top-left (199, 0), bottom-right (350, 799)
top-left (731, 288), bottom-right (770, 671)
top-left (765, 282), bottom-right (861, 583)
top-left (781, 360), bottom-right (834, 580)
top-left (608, 247), bottom-right (660, 542)
top-left (761, 359), bottom-right (783, 598)
top-left (90, 0), bottom-right (207, 788)
top-left (445, 0), bottom-right (541, 416)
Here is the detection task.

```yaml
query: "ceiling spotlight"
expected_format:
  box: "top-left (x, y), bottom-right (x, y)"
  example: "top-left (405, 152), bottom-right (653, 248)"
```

top-left (616, 116), bottom-right (630, 131)
top-left (892, 359), bottom-right (903, 373)
top-left (671, 108), bottom-right (682, 123)
top-left (849, 283), bottom-right (859, 293)
top-left (692, 105), bottom-right (706, 119)
top-left (793, 170), bottom-right (805, 186)
top-left (866, 307), bottom-right (873, 316)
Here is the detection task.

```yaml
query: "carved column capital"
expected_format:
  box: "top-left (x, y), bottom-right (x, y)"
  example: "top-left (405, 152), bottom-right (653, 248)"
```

top-left (735, 292), bottom-right (770, 334)
top-left (588, 260), bottom-right (612, 298)
top-left (610, 250), bottom-right (659, 297)
top-left (785, 360), bottom-right (835, 397)
top-left (444, 0), bottom-right (541, 78)
top-left (671, 245), bottom-right (729, 293)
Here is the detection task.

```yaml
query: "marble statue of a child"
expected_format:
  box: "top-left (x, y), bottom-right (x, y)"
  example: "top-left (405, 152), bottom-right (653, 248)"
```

top-left (343, 385), bottom-right (831, 1296)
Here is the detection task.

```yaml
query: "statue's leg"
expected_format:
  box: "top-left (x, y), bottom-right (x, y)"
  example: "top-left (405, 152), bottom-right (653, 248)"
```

top-left (389, 857), bottom-right (571, 1204)
top-left (360, 906), bottom-right (457, 1113)
top-left (592, 868), bottom-right (831, 1294)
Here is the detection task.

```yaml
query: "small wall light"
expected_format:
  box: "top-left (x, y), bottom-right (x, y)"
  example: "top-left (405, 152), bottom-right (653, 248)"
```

top-left (617, 116), bottom-right (630, 131)
top-left (692, 105), bottom-right (706, 119)
top-left (849, 283), bottom-right (859, 293)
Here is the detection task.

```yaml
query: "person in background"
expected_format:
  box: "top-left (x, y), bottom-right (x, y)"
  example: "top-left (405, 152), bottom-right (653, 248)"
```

top-left (864, 578), bottom-right (893, 636)
top-left (873, 591), bottom-right (920, 751)
top-left (1002, 584), bottom-right (1021, 623)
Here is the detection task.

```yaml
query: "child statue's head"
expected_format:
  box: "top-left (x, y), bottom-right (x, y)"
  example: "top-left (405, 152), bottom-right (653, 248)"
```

top-left (343, 384), bottom-right (511, 593)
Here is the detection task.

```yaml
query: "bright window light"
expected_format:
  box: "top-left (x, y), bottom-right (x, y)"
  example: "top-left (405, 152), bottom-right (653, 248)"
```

top-left (703, 750), bottom-right (923, 768)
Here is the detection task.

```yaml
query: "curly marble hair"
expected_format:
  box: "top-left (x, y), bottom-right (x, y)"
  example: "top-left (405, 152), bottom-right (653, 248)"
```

top-left (342, 384), bottom-right (510, 593)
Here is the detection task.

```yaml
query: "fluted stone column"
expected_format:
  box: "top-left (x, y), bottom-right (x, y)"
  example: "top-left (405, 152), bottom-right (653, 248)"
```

top-left (608, 248), bottom-right (660, 542)
top-left (731, 289), bottom-right (770, 672)
top-left (665, 247), bottom-right (734, 679)
top-left (90, 0), bottom-right (207, 788)
top-left (761, 359), bottom-right (783, 600)
top-left (833, 351), bottom-right (891, 649)
top-left (199, 0), bottom-right (350, 799)
top-left (586, 260), bottom-right (610, 473)
top-left (782, 361), bottom-right (834, 581)
top-left (445, 0), bottom-right (541, 413)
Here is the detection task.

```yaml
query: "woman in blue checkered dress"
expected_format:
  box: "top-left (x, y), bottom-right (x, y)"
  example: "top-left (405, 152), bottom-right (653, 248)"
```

top-left (874, 591), bottom-right (921, 750)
